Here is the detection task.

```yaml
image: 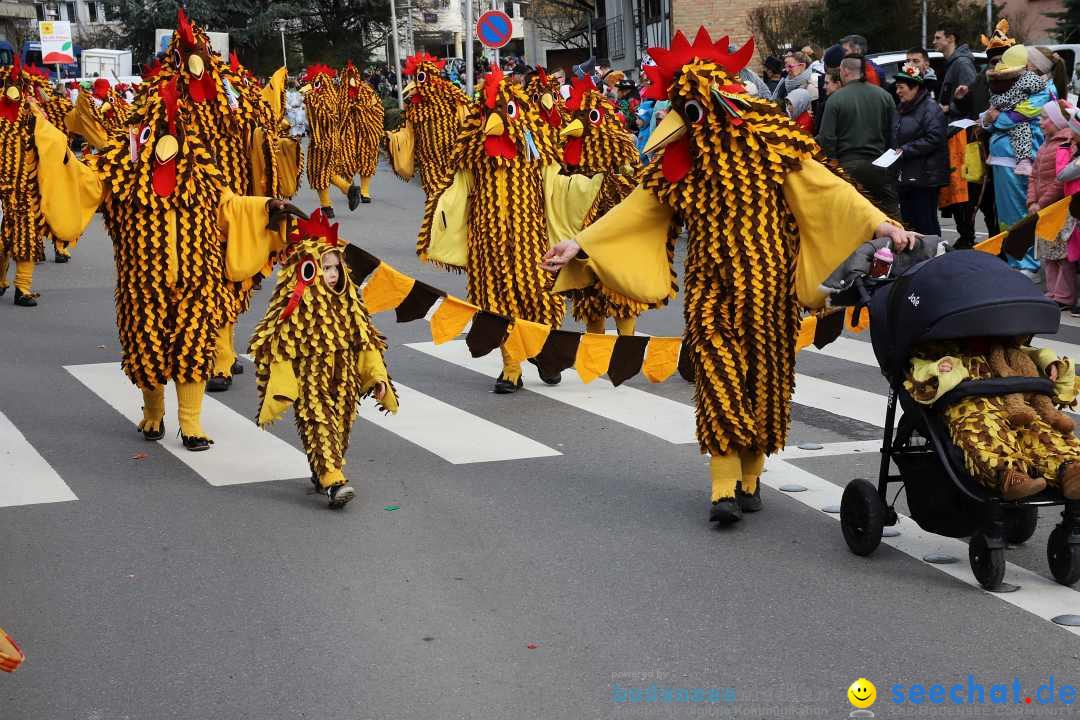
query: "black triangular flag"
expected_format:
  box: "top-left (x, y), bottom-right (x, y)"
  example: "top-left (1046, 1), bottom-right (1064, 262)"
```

top-left (395, 281), bottom-right (445, 323)
top-left (607, 335), bottom-right (650, 386)
top-left (677, 341), bottom-right (695, 382)
top-left (813, 310), bottom-right (845, 349)
top-left (532, 330), bottom-right (581, 378)
top-left (1002, 213), bottom-right (1037, 261)
top-left (465, 311), bottom-right (511, 358)
top-left (343, 243), bottom-right (381, 285)
top-left (1070, 192), bottom-right (1080, 220)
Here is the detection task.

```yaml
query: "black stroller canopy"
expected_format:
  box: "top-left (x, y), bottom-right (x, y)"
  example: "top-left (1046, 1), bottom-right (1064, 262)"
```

top-left (869, 250), bottom-right (1060, 382)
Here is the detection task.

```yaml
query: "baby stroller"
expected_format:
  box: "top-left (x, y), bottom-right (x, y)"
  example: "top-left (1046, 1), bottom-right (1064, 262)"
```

top-left (834, 249), bottom-right (1080, 589)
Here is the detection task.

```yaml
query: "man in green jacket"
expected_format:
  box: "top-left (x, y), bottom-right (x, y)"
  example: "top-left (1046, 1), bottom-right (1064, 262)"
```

top-left (816, 56), bottom-right (899, 217)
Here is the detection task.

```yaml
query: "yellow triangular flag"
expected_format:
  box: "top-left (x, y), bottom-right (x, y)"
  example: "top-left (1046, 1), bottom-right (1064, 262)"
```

top-left (846, 306), bottom-right (870, 333)
top-left (575, 333), bottom-right (618, 384)
top-left (1036, 196), bottom-right (1070, 245)
top-left (796, 315), bottom-right (817, 352)
top-left (362, 262), bottom-right (416, 314)
top-left (503, 319), bottom-right (552, 366)
top-left (642, 337), bottom-right (681, 383)
top-left (429, 295), bottom-right (479, 344)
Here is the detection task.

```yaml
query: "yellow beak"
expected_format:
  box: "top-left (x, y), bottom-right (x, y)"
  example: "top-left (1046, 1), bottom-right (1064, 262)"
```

top-left (100, 101), bottom-right (112, 113)
top-left (560, 118), bottom-right (584, 140)
top-left (5, 86), bottom-right (19, 101)
top-left (187, 53), bottom-right (205, 78)
top-left (403, 81), bottom-right (416, 99)
top-left (155, 134), bottom-right (178, 163)
top-left (642, 111), bottom-right (687, 154)
top-left (484, 112), bottom-right (505, 136)
top-left (541, 93), bottom-right (554, 111)
top-left (298, 83), bottom-right (312, 95)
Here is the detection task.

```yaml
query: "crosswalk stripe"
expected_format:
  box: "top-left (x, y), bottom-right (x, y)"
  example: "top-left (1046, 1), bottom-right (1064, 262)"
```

top-left (764, 457), bottom-right (1080, 637)
top-left (65, 363), bottom-right (312, 486)
top-left (803, 336), bottom-right (878, 367)
top-left (235, 356), bottom-right (561, 464)
top-left (357, 383), bottom-right (562, 463)
top-left (407, 340), bottom-right (889, 440)
top-left (0, 410), bottom-right (78, 508)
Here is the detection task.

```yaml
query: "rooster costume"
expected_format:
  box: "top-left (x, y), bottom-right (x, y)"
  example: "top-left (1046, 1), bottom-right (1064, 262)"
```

top-left (418, 66), bottom-right (603, 391)
top-left (301, 64), bottom-right (359, 216)
top-left (250, 211), bottom-right (398, 505)
top-left (548, 29), bottom-right (910, 522)
top-left (337, 61), bottom-right (384, 204)
top-left (395, 53), bottom-right (470, 194)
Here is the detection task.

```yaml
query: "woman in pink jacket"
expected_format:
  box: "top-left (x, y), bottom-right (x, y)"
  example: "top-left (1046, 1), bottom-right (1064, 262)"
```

top-left (1028, 100), bottom-right (1076, 309)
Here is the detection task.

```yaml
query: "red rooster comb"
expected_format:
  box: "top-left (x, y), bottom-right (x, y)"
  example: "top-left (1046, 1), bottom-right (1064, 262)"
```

top-left (229, 51), bottom-right (240, 73)
top-left (643, 27), bottom-right (754, 101)
top-left (537, 67), bottom-right (548, 85)
top-left (566, 75), bottom-right (595, 111)
top-left (483, 63), bottom-right (503, 109)
top-left (345, 60), bottom-right (357, 73)
top-left (404, 52), bottom-right (445, 76)
top-left (143, 56), bottom-right (162, 80)
top-left (25, 63), bottom-right (48, 80)
top-left (160, 77), bottom-right (179, 134)
top-left (92, 77), bottom-right (111, 99)
top-left (302, 64), bottom-right (336, 83)
top-left (291, 209), bottom-right (341, 247)
top-left (11, 52), bottom-right (20, 78)
top-left (177, 8), bottom-right (196, 50)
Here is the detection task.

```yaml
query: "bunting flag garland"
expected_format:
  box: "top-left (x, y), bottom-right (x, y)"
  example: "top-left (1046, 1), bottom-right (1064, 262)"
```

top-left (973, 193), bottom-right (1076, 258)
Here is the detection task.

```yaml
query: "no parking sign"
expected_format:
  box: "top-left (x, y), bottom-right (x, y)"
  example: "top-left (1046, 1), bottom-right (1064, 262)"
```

top-left (476, 10), bottom-right (512, 50)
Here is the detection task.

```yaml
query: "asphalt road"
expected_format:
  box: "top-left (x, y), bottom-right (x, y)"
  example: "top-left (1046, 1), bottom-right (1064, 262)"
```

top-left (3, 163), bottom-right (1080, 720)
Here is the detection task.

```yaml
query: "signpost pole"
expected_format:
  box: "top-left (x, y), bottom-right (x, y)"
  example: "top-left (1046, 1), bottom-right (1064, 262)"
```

top-left (492, 0), bottom-right (499, 67)
top-left (465, 0), bottom-right (474, 96)
top-left (390, 0), bottom-right (404, 110)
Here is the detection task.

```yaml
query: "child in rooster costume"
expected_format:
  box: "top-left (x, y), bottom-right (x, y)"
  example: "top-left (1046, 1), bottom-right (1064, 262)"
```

top-left (249, 210), bottom-right (398, 508)
top-left (417, 65), bottom-right (604, 392)
top-left (559, 75), bottom-right (643, 335)
top-left (301, 64), bottom-right (361, 217)
top-left (0, 59), bottom-right (64, 306)
top-left (390, 53), bottom-right (471, 194)
top-left (523, 67), bottom-right (569, 132)
top-left (543, 29), bottom-right (918, 523)
top-left (337, 61), bottom-right (384, 205)
top-left (28, 38), bottom-right (301, 451)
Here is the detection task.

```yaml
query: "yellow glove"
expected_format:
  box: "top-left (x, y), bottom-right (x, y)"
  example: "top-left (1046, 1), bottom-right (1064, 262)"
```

top-left (258, 359), bottom-right (298, 427)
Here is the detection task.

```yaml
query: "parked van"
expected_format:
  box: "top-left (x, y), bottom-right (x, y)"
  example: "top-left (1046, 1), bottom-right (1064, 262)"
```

top-left (21, 41), bottom-right (82, 80)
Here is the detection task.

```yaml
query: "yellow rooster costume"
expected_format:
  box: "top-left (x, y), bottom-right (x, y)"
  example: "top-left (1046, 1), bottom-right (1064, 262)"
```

top-left (39, 79), bottom-right (76, 263)
top-left (559, 75), bottom-right (643, 335)
top-left (524, 67), bottom-right (569, 132)
top-left (394, 53), bottom-right (470, 194)
top-left (551, 29), bottom-right (900, 522)
top-left (337, 61), bottom-right (384, 204)
top-left (65, 77), bottom-right (130, 153)
top-left (250, 210), bottom-right (397, 505)
top-left (302, 64), bottom-right (358, 215)
top-left (30, 53), bottom-right (291, 450)
top-left (418, 65), bottom-right (603, 391)
top-left (0, 59), bottom-right (58, 305)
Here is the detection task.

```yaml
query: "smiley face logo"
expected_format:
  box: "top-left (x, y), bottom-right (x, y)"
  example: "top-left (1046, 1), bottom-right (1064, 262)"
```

top-left (848, 678), bottom-right (876, 709)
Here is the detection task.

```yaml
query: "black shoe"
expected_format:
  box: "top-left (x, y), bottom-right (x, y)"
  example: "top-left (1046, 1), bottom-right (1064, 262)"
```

top-left (735, 482), bottom-right (763, 513)
top-left (493, 375), bottom-right (523, 394)
top-left (321, 206), bottom-right (335, 219)
top-left (327, 483), bottom-right (355, 508)
top-left (0, 286), bottom-right (6, 296)
top-left (231, 360), bottom-right (244, 375)
top-left (142, 421), bottom-right (165, 442)
top-left (54, 254), bottom-right (69, 264)
top-left (13, 289), bottom-right (37, 307)
top-left (361, 195), bottom-right (372, 204)
top-left (538, 369), bottom-right (562, 385)
top-left (347, 184), bottom-right (361, 211)
top-left (181, 434), bottom-right (213, 451)
top-left (710, 498), bottom-right (742, 525)
top-left (206, 375), bottom-right (232, 392)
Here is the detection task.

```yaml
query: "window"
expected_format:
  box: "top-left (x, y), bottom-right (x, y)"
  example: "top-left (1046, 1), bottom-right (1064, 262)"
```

top-left (61, 2), bottom-right (76, 21)
top-left (35, 3), bottom-right (45, 21)
top-left (423, 11), bottom-right (438, 24)
top-left (87, 1), bottom-right (98, 22)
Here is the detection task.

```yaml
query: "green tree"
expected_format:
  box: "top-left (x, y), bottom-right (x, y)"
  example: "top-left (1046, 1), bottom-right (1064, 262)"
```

top-left (1050, 0), bottom-right (1080, 43)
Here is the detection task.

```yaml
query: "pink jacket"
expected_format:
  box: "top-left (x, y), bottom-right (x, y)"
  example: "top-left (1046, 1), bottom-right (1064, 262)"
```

top-left (1029, 127), bottom-right (1072, 210)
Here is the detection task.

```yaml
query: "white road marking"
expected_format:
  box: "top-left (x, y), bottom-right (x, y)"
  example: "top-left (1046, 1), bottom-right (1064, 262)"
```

top-left (65, 362), bottom-right (311, 486)
top-left (767, 457), bottom-right (1080, 637)
top-left (0, 410), bottom-right (78, 508)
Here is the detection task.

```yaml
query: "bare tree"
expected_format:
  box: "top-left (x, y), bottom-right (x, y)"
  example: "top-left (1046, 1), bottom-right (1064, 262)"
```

top-left (529, 0), bottom-right (593, 49)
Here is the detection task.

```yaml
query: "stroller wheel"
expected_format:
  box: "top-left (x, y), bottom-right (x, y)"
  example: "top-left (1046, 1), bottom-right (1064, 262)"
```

top-left (1047, 525), bottom-right (1080, 586)
top-left (969, 532), bottom-right (1006, 589)
top-left (1006, 506), bottom-right (1039, 545)
top-left (841, 479), bottom-right (884, 556)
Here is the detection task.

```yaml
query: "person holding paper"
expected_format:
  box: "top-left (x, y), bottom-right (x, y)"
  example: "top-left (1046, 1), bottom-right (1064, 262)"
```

top-left (892, 63), bottom-right (948, 235)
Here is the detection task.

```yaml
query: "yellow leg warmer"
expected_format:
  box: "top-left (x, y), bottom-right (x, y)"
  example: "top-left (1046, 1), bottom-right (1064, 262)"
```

top-left (586, 318), bottom-right (606, 334)
top-left (319, 467), bottom-right (346, 489)
top-left (710, 452), bottom-right (741, 503)
top-left (175, 381), bottom-right (208, 439)
top-left (0, 253), bottom-right (8, 290)
top-left (14, 261), bottom-right (33, 294)
top-left (212, 323), bottom-right (237, 377)
top-left (318, 188), bottom-right (332, 208)
top-left (331, 175), bottom-right (351, 194)
top-left (499, 343), bottom-right (522, 383)
top-left (138, 385), bottom-right (166, 434)
top-left (739, 451), bottom-right (765, 494)
top-left (614, 317), bottom-right (637, 336)
top-left (360, 176), bottom-right (372, 196)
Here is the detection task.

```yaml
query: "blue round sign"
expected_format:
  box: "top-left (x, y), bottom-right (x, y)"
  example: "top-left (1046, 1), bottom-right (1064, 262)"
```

top-left (476, 10), bottom-right (512, 49)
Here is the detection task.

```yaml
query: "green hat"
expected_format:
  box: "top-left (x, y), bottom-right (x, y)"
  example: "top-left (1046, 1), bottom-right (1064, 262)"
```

top-left (893, 62), bottom-right (924, 86)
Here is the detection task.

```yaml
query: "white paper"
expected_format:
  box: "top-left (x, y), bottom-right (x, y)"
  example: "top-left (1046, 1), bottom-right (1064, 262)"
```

top-left (872, 149), bottom-right (902, 168)
top-left (949, 118), bottom-right (977, 129)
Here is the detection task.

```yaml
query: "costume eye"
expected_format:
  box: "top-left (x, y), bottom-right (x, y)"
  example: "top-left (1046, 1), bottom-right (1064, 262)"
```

top-left (173, 48), bottom-right (183, 68)
top-left (588, 107), bottom-right (604, 125)
top-left (299, 257), bottom-right (317, 283)
top-left (417, 70), bottom-right (427, 84)
top-left (682, 99), bottom-right (705, 125)
top-left (531, 92), bottom-right (540, 103)
top-left (505, 100), bottom-right (518, 119)
top-left (138, 125), bottom-right (152, 146)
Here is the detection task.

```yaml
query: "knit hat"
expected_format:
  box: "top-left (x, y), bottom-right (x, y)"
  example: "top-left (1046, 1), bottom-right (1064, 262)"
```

top-left (1028, 46), bottom-right (1054, 75)
top-left (823, 44), bottom-right (845, 69)
top-left (1044, 99), bottom-right (1074, 131)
